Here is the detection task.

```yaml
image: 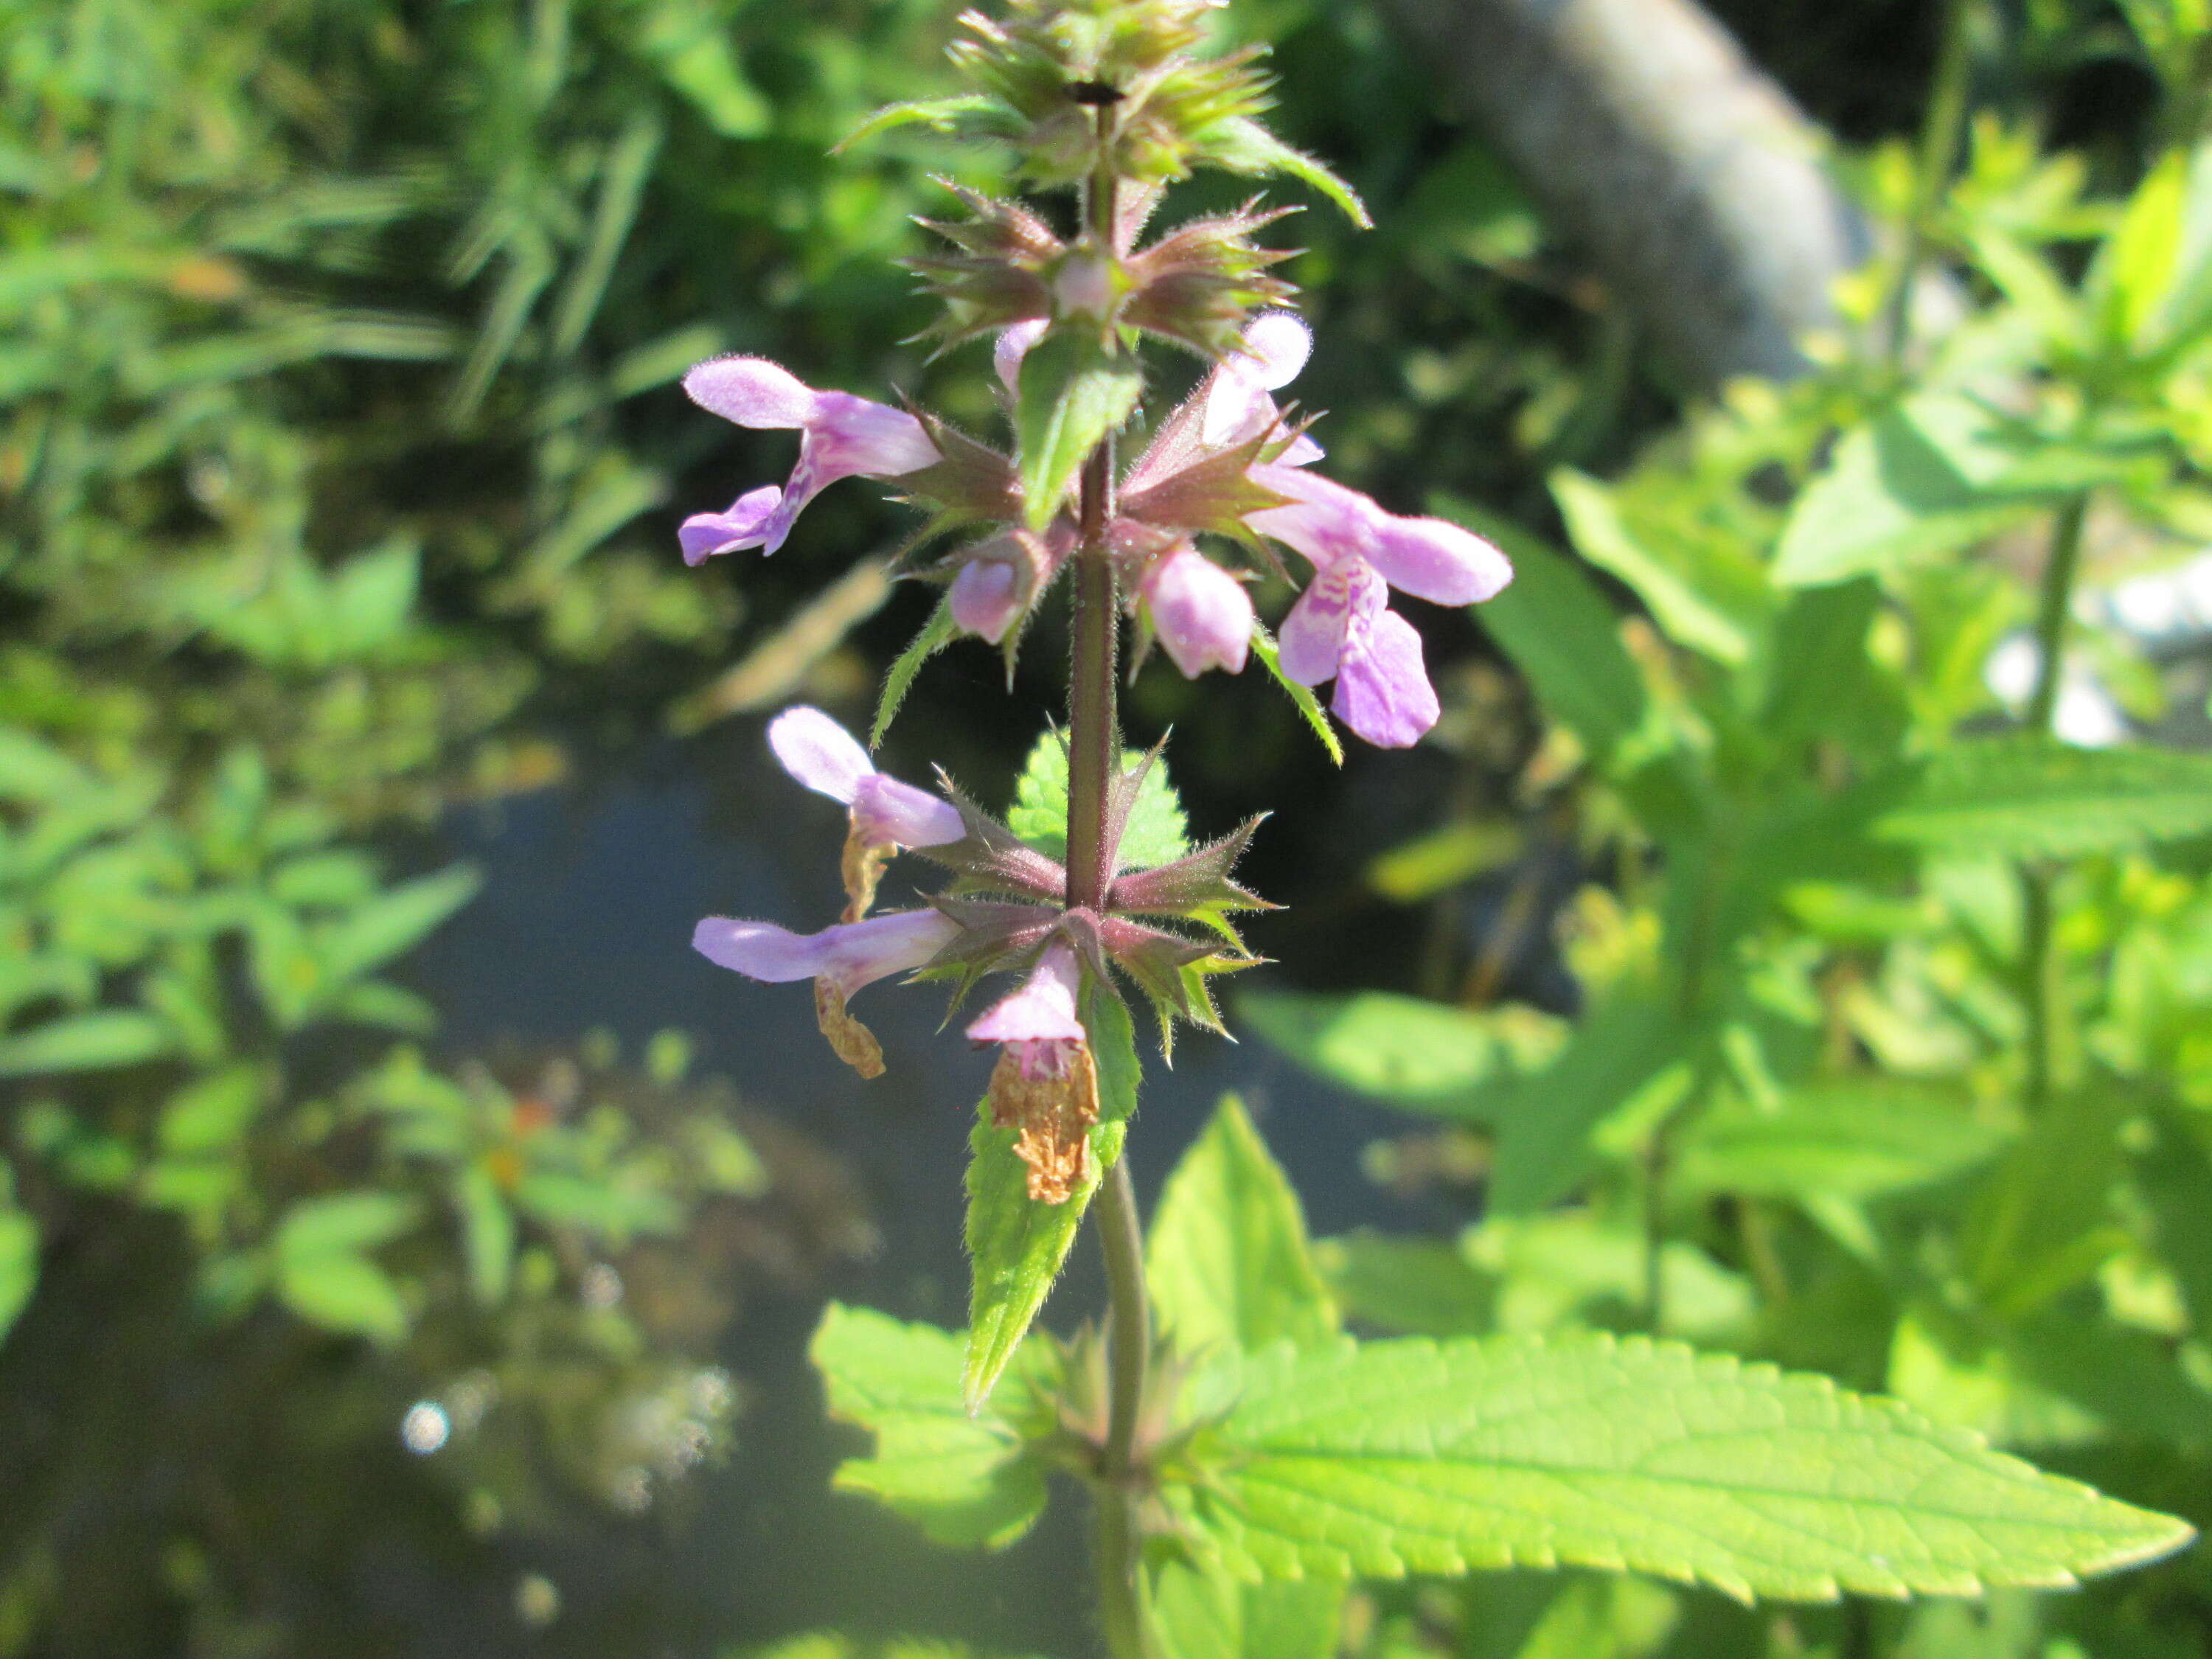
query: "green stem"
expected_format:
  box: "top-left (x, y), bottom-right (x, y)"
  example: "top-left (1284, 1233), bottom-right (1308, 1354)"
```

top-left (2018, 490), bottom-right (2091, 1111)
top-left (1882, 0), bottom-right (1975, 368)
top-left (1093, 1157), bottom-right (1151, 1659)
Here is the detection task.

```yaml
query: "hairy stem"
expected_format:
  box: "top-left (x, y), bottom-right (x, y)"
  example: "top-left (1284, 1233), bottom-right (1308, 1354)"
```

top-left (1093, 1157), bottom-right (1151, 1658)
top-left (2020, 490), bottom-right (2091, 1111)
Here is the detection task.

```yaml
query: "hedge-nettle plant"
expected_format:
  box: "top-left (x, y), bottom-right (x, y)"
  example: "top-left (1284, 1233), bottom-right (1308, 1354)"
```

top-left (675, 3), bottom-right (2191, 1654)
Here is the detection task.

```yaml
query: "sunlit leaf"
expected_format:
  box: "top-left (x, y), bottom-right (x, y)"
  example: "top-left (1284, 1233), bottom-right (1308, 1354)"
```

top-left (1147, 1095), bottom-right (1337, 1356)
top-left (1192, 1333), bottom-right (2194, 1597)
top-left (810, 1303), bottom-right (1048, 1550)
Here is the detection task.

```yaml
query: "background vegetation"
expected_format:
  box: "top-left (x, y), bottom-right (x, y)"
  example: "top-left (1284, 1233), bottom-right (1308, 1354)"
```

top-left (2, 0), bottom-right (2209, 1655)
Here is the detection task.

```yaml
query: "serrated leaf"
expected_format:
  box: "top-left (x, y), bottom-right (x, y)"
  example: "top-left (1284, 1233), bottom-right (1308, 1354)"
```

top-left (0, 1206), bottom-right (38, 1343)
top-left (1014, 330), bottom-right (1140, 531)
top-left (1193, 1332), bottom-right (2194, 1598)
top-left (1147, 1095), bottom-right (1337, 1356)
top-left (963, 979), bottom-right (1138, 1411)
top-left (1006, 733), bottom-right (1189, 869)
top-left (1197, 116), bottom-right (1371, 228)
top-left (1152, 1562), bottom-right (1344, 1659)
top-left (1251, 624), bottom-right (1343, 765)
top-left (0, 1009), bottom-right (175, 1077)
top-left (810, 1303), bottom-right (1047, 1549)
top-left (1874, 740), bottom-right (2212, 857)
top-left (873, 593), bottom-right (960, 747)
top-left (1435, 497), bottom-right (1645, 757)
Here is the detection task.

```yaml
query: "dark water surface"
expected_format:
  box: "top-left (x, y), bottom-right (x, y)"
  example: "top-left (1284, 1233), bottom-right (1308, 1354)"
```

top-left (409, 723), bottom-right (1435, 1657)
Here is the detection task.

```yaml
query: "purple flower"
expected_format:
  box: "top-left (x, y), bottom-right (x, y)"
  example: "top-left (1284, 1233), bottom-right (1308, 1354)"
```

top-left (692, 907), bottom-right (960, 1079)
top-left (994, 321), bottom-right (1048, 396)
top-left (947, 526), bottom-right (1072, 644)
top-left (770, 706), bottom-right (964, 853)
top-left (768, 706), bottom-right (964, 921)
top-left (1199, 310), bottom-right (1320, 459)
top-left (967, 940), bottom-right (1085, 1080)
top-left (1248, 465), bottom-right (1512, 748)
top-left (692, 907), bottom-right (958, 995)
top-left (681, 356), bottom-right (940, 560)
top-left (1141, 543), bottom-right (1253, 678)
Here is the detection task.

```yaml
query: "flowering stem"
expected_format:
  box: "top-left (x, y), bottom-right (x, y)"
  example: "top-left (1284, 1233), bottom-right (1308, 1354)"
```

top-left (2020, 489), bottom-right (2091, 1112)
top-left (1093, 1156), bottom-right (1152, 1659)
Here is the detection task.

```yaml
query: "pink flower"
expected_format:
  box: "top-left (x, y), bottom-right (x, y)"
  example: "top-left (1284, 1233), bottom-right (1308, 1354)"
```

top-left (692, 906), bottom-right (961, 1079)
top-left (967, 941), bottom-right (1085, 1080)
top-left (946, 527), bottom-right (1071, 644)
top-left (681, 356), bottom-right (940, 560)
top-left (1244, 464), bottom-right (1511, 748)
top-left (769, 706), bottom-right (964, 852)
top-left (1200, 310), bottom-right (1319, 459)
top-left (692, 906), bottom-right (958, 995)
top-left (1141, 544), bottom-right (1253, 677)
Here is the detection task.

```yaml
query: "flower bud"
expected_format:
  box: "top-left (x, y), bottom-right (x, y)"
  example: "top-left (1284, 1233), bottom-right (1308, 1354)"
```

top-left (1141, 546), bottom-right (1253, 677)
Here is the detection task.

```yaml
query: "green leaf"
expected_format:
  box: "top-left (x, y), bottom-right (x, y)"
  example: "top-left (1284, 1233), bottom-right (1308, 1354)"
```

top-left (1488, 998), bottom-right (1684, 1216)
top-left (963, 978), bottom-right (1138, 1411)
top-left (810, 1303), bottom-right (1048, 1550)
top-left (1315, 1231), bottom-right (1495, 1338)
top-left (836, 93), bottom-right (1003, 153)
top-left (1674, 1082), bottom-right (2011, 1204)
top-left (1147, 1095), bottom-right (1338, 1355)
top-left (2094, 145), bottom-right (2188, 352)
top-left (0, 729), bottom-right (91, 802)
top-left (1152, 1562), bottom-right (1345, 1659)
top-left (1006, 732), bottom-right (1189, 869)
top-left (1875, 740), bottom-right (2212, 858)
top-left (1553, 469), bottom-right (1750, 664)
top-left (742, 1635), bottom-right (1050, 1659)
top-left (454, 1164), bottom-right (515, 1304)
top-left (639, 1), bottom-right (767, 137)
top-left (1014, 330), bottom-right (1140, 531)
top-left (316, 863), bottom-right (481, 985)
top-left (275, 1248), bottom-right (408, 1345)
top-left (1251, 625), bottom-right (1343, 765)
top-left (872, 592), bottom-right (960, 748)
top-left (1773, 396), bottom-right (2124, 588)
top-left (1434, 497), bottom-right (1646, 757)
top-left (1197, 116), bottom-right (1372, 227)
top-left (1964, 1093), bottom-right (2128, 1320)
top-left (1192, 1332), bottom-right (2194, 1598)
top-left (0, 1205), bottom-right (39, 1343)
top-left (156, 1065), bottom-right (265, 1157)
top-left (275, 1191), bottom-right (421, 1259)
top-left (1239, 990), bottom-right (1554, 1109)
top-left (0, 1009), bottom-right (175, 1077)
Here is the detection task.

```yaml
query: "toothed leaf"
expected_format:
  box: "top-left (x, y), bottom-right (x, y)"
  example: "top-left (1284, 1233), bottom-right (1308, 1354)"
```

top-left (962, 980), bottom-right (1138, 1411)
top-left (1186, 1333), bottom-right (2194, 1599)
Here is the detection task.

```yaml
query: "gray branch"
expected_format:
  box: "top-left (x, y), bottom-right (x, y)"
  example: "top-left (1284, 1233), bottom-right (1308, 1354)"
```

top-left (1376, 0), bottom-right (1879, 383)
